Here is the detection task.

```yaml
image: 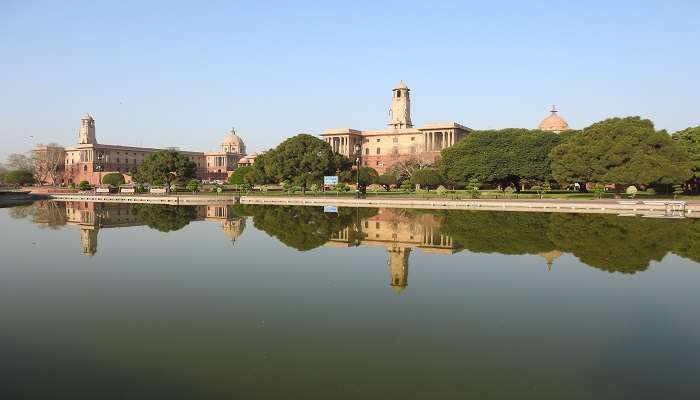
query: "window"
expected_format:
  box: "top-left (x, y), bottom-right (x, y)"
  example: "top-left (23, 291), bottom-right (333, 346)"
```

top-left (411, 137), bottom-right (415, 141)
top-left (83, 165), bottom-right (87, 172)
top-left (365, 148), bottom-right (369, 155)
top-left (393, 137), bottom-right (398, 143)
top-left (116, 158), bottom-right (120, 163)
top-left (392, 147), bottom-right (399, 155)
top-left (410, 146), bottom-right (416, 154)
top-left (376, 222), bottom-right (380, 228)
top-left (376, 148), bottom-right (381, 155)
top-left (396, 91), bottom-right (401, 98)
top-left (376, 161), bottom-right (380, 166)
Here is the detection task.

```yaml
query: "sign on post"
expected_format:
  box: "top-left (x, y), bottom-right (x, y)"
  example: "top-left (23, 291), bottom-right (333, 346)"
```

top-left (323, 205), bottom-right (338, 213)
top-left (324, 176), bottom-right (338, 186)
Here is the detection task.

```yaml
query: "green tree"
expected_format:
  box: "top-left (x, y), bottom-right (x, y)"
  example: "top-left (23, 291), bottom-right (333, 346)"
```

top-left (101, 173), bottom-right (125, 186)
top-left (671, 126), bottom-right (700, 191)
top-left (227, 165), bottom-right (254, 185)
top-left (550, 117), bottom-right (691, 186)
top-left (3, 169), bottom-right (35, 186)
top-left (248, 134), bottom-right (350, 192)
top-left (186, 179), bottom-right (200, 193)
top-left (399, 179), bottom-right (414, 192)
top-left (342, 167), bottom-right (378, 193)
top-left (376, 173), bottom-right (397, 191)
top-left (132, 150), bottom-right (197, 186)
top-left (411, 168), bottom-right (442, 190)
top-left (439, 129), bottom-right (565, 188)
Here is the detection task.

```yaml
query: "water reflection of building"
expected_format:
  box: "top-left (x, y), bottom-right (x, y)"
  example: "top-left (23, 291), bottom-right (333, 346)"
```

top-left (205, 205), bottom-right (246, 245)
top-left (328, 209), bottom-right (457, 293)
top-left (47, 202), bottom-right (246, 256)
top-left (538, 250), bottom-right (563, 270)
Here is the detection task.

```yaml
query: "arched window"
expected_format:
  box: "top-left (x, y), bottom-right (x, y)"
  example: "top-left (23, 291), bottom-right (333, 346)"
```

top-left (83, 165), bottom-right (87, 172)
top-left (396, 91), bottom-right (401, 98)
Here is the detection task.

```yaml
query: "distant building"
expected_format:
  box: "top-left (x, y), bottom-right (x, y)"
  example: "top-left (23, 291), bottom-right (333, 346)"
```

top-left (321, 82), bottom-right (473, 174)
top-left (57, 114), bottom-right (247, 185)
top-left (538, 105), bottom-right (570, 133)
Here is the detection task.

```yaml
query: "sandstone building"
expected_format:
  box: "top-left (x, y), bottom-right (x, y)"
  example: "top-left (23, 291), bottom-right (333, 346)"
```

top-left (56, 114), bottom-right (248, 185)
top-left (321, 82), bottom-right (472, 174)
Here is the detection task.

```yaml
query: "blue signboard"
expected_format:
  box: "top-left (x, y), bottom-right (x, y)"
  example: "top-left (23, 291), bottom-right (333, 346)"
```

top-left (324, 176), bottom-right (338, 186)
top-left (323, 205), bottom-right (338, 213)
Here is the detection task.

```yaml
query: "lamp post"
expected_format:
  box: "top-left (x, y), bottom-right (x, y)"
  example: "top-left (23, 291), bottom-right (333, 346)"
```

top-left (96, 152), bottom-right (103, 185)
top-left (354, 143), bottom-right (361, 199)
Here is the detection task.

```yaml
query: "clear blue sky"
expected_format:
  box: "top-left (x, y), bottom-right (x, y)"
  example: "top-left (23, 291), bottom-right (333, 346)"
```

top-left (1, 0), bottom-right (699, 161)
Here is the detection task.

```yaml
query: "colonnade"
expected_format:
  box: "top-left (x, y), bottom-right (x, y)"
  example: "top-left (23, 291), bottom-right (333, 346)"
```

top-left (423, 131), bottom-right (456, 152)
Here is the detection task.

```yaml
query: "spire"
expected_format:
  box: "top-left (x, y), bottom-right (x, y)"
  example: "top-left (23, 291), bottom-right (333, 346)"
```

top-left (550, 105), bottom-right (558, 113)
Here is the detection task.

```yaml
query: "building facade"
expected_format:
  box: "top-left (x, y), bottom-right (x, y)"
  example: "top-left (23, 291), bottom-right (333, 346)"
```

top-left (57, 114), bottom-right (248, 185)
top-left (321, 82), bottom-right (472, 174)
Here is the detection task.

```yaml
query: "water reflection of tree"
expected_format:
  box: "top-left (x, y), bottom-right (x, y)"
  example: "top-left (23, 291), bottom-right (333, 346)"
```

top-left (439, 211), bottom-right (556, 255)
top-left (438, 210), bottom-right (700, 274)
top-left (236, 205), bottom-right (377, 251)
top-left (547, 214), bottom-right (678, 273)
top-left (129, 204), bottom-right (198, 233)
top-left (7, 201), bottom-right (67, 229)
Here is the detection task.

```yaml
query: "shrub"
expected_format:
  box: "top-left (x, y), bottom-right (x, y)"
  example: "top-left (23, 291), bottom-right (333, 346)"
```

top-left (436, 185), bottom-right (447, 196)
top-left (673, 184), bottom-right (684, 199)
top-left (400, 179), bottom-right (414, 192)
top-left (646, 188), bottom-right (656, 195)
top-left (101, 173), bottom-right (125, 186)
top-left (185, 179), bottom-right (199, 193)
top-left (78, 180), bottom-right (91, 191)
top-left (626, 185), bottom-right (638, 198)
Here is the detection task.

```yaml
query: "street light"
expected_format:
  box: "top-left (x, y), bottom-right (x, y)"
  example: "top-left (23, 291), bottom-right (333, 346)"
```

top-left (354, 144), bottom-right (361, 199)
top-left (96, 152), bottom-right (104, 185)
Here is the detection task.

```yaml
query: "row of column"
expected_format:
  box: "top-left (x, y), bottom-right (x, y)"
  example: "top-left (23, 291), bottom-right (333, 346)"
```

top-left (424, 131), bottom-right (456, 152)
top-left (327, 136), bottom-right (356, 155)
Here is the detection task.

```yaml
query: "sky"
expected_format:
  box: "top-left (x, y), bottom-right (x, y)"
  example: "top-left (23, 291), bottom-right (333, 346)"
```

top-left (1, 0), bottom-right (699, 161)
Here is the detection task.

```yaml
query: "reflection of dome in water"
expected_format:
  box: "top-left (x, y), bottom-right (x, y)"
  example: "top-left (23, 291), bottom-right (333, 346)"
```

top-left (538, 250), bottom-right (562, 270)
top-left (221, 219), bottom-right (246, 245)
top-left (538, 105), bottom-right (570, 133)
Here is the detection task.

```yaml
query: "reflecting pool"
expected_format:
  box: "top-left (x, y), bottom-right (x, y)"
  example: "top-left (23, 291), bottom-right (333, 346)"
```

top-left (1, 201), bottom-right (699, 399)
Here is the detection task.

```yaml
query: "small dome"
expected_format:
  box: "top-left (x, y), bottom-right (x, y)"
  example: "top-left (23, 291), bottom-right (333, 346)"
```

top-left (394, 80), bottom-right (409, 90)
top-left (82, 113), bottom-right (94, 120)
top-left (538, 106), bottom-right (569, 133)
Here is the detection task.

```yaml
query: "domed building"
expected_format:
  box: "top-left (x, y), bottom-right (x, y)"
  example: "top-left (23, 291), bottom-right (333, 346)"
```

top-left (205, 127), bottom-right (247, 180)
top-left (538, 105), bottom-right (570, 133)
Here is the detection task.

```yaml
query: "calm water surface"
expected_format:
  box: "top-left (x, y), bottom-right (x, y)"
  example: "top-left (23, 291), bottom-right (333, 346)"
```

top-left (1, 201), bottom-right (699, 399)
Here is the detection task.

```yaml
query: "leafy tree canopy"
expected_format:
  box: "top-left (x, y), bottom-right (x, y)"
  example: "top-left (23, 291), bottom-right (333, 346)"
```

top-left (550, 117), bottom-right (691, 185)
top-left (249, 134), bottom-right (351, 190)
top-left (132, 151), bottom-right (197, 185)
top-left (376, 173), bottom-right (397, 191)
top-left (228, 165), bottom-right (255, 185)
top-left (672, 126), bottom-right (700, 178)
top-left (411, 168), bottom-right (442, 190)
top-left (341, 166), bottom-right (379, 193)
top-left (439, 129), bottom-right (565, 188)
top-left (3, 169), bottom-right (34, 186)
